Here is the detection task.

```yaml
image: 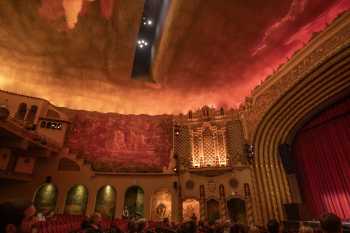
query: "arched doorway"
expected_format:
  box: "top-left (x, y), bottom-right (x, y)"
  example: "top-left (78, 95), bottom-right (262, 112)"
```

top-left (124, 186), bottom-right (144, 218)
top-left (150, 189), bottom-right (172, 221)
top-left (95, 185), bottom-right (116, 218)
top-left (182, 198), bottom-right (200, 222)
top-left (33, 183), bottom-right (58, 214)
top-left (207, 199), bottom-right (220, 223)
top-left (227, 198), bottom-right (246, 224)
top-left (64, 185), bottom-right (88, 215)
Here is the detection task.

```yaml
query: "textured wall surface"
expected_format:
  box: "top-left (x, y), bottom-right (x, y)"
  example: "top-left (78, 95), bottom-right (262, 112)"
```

top-left (66, 110), bottom-right (173, 171)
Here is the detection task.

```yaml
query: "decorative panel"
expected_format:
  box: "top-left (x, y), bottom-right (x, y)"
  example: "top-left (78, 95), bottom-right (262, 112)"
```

top-left (95, 185), bottom-right (116, 218)
top-left (66, 111), bottom-right (173, 172)
top-left (150, 190), bottom-right (172, 221)
top-left (34, 183), bottom-right (58, 214)
top-left (64, 185), bottom-right (88, 215)
top-left (190, 123), bottom-right (228, 168)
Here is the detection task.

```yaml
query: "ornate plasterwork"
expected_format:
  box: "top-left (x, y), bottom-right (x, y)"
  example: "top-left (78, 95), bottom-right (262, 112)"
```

top-left (190, 122), bottom-right (228, 168)
top-left (239, 13), bottom-right (350, 141)
top-left (174, 106), bottom-right (246, 170)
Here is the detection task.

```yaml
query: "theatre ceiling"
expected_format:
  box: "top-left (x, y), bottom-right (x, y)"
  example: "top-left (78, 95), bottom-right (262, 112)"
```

top-left (0, 0), bottom-right (349, 114)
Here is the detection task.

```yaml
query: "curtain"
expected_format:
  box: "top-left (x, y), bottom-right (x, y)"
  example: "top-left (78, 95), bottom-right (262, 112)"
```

top-left (293, 97), bottom-right (350, 219)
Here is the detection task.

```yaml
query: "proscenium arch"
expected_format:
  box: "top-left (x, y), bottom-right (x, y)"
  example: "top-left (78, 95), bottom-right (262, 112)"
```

top-left (124, 186), bottom-right (145, 218)
top-left (64, 184), bottom-right (88, 215)
top-left (33, 183), bottom-right (58, 213)
top-left (95, 185), bottom-right (116, 218)
top-left (251, 39), bottom-right (350, 223)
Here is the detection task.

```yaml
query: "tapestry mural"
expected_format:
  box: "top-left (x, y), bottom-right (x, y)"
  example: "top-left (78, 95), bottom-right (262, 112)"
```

top-left (64, 185), bottom-right (88, 215)
top-left (150, 190), bottom-right (172, 221)
top-left (95, 185), bottom-right (116, 218)
top-left (66, 111), bottom-right (173, 172)
top-left (227, 198), bottom-right (246, 224)
top-left (182, 198), bottom-right (200, 222)
top-left (124, 186), bottom-right (144, 218)
top-left (33, 183), bottom-right (58, 214)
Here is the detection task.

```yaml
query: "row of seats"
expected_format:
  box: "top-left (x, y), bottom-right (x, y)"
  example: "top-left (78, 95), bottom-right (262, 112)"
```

top-left (30, 214), bottom-right (163, 233)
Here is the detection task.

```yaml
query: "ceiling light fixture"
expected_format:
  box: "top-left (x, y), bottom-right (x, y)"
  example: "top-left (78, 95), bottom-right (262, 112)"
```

top-left (137, 39), bottom-right (149, 49)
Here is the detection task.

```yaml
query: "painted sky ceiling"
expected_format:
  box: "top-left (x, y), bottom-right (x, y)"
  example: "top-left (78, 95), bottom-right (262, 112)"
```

top-left (0, 0), bottom-right (349, 114)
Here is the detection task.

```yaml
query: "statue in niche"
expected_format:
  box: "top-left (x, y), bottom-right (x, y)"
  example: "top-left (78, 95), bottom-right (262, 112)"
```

top-left (156, 203), bottom-right (167, 218)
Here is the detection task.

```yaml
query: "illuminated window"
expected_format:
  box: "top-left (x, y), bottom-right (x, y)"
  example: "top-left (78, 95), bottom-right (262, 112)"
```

top-left (190, 123), bottom-right (228, 168)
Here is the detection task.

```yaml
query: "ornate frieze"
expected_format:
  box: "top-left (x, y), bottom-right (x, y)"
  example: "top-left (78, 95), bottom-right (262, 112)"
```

top-left (239, 13), bottom-right (350, 140)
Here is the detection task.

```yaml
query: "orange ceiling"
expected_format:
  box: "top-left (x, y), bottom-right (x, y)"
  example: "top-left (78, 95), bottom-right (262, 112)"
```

top-left (0, 0), bottom-right (349, 114)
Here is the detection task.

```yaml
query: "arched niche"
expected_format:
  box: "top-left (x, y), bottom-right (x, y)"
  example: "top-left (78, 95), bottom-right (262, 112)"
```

top-left (15, 103), bottom-right (27, 121)
top-left (25, 105), bottom-right (38, 123)
top-left (124, 186), bottom-right (144, 218)
top-left (182, 198), bottom-right (200, 222)
top-left (206, 199), bottom-right (220, 223)
top-left (95, 185), bottom-right (116, 218)
top-left (227, 198), bottom-right (247, 224)
top-left (64, 185), bottom-right (88, 215)
top-left (33, 183), bottom-right (58, 214)
top-left (150, 189), bottom-right (172, 221)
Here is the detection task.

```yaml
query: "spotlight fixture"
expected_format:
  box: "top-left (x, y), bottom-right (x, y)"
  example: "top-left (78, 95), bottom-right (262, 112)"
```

top-left (142, 17), bottom-right (153, 27)
top-left (137, 39), bottom-right (149, 49)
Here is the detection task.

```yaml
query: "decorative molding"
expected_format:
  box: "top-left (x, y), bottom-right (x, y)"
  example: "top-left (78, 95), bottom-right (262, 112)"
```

top-left (239, 12), bottom-right (350, 141)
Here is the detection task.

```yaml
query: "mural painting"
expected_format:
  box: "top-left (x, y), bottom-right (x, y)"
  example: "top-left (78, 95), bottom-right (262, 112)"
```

top-left (124, 186), bottom-right (144, 218)
top-left (182, 198), bottom-right (200, 222)
top-left (34, 183), bottom-right (58, 214)
top-left (64, 185), bottom-right (88, 215)
top-left (95, 185), bottom-right (116, 218)
top-left (151, 190), bottom-right (172, 221)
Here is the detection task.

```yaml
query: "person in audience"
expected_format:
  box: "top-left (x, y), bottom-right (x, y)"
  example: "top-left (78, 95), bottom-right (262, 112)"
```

top-left (21, 205), bottom-right (38, 233)
top-left (30, 225), bottom-right (38, 233)
top-left (299, 225), bottom-right (314, 233)
top-left (267, 219), bottom-right (280, 233)
top-left (83, 212), bottom-right (103, 233)
top-left (320, 213), bottom-right (342, 233)
top-left (5, 224), bottom-right (17, 233)
top-left (36, 212), bottom-right (46, 222)
top-left (248, 225), bottom-right (261, 233)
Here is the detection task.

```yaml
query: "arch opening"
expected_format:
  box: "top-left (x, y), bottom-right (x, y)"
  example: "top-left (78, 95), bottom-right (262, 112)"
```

top-left (64, 184), bottom-right (88, 215)
top-left (124, 186), bottom-right (144, 218)
top-left (150, 189), bottom-right (172, 221)
top-left (33, 183), bottom-right (58, 214)
top-left (95, 185), bottom-right (116, 218)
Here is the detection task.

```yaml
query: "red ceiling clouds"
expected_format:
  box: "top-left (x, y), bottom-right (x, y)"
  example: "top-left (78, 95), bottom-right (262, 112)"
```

top-left (2, 0), bottom-right (350, 114)
top-left (38, 0), bottom-right (115, 29)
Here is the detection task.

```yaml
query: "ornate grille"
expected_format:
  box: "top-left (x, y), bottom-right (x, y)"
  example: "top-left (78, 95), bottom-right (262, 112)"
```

top-left (190, 123), bottom-right (228, 168)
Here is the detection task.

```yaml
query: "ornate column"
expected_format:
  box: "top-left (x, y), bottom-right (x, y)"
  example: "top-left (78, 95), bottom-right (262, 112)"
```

top-left (244, 183), bottom-right (254, 225)
top-left (178, 185), bottom-right (183, 222)
top-left (219, 184), bottom-right (228, 220)
top-left (199, 185), bottom-right (206, 221)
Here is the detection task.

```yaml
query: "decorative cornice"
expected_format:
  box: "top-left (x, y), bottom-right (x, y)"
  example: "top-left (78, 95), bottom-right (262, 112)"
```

top-left (239, 12), bottom-right (350, 141)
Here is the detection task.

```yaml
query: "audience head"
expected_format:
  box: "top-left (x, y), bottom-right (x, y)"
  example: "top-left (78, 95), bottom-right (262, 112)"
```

top-left (5, 224), bottom-right (17, 233)
top-left (230, 223), bottom-right (247, 233)
top-left (267, 219), bottom-right (280, 233)
top-left (248, 225), bottom-right (261, 233)
top-left (299, 225), bottom-right (314, 233)
top-left (320, 213), bottom-right (342, 233)
top-left (90, 212), bottom-right (102, 225)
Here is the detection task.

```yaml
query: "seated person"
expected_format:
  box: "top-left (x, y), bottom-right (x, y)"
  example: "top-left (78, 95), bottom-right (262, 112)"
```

top-left (320, 213), bottom-right (342, 233)
top-left (82, 212), bottom-right (103, 233)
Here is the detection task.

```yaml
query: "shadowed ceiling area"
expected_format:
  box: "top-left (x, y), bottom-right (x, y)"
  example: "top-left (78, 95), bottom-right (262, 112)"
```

top-left (0, 0), bottom-right (349, 114)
